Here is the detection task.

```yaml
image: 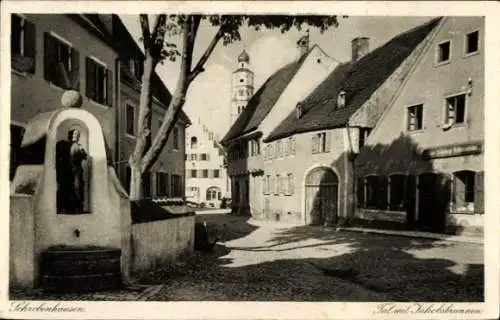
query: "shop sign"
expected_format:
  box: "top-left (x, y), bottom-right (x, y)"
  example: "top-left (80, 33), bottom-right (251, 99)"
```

top-left (422, 142), bottom-right (482, 159)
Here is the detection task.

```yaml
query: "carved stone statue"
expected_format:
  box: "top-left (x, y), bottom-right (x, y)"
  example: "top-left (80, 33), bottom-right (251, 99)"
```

top-left (56, 128), bottom-right (88, 214)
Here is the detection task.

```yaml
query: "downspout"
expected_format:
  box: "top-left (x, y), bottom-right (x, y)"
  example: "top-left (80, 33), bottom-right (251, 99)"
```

top-left (345, 121), bottom-right (357, 225)
top-left (114, 58), bottom-right (121, 170)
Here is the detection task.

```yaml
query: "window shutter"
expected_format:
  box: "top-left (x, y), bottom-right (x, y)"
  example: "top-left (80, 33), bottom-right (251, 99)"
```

top-left (86, 57), bottom-right (96, 100)
top-left (107, 68), bottom-right (114, 106)
top-left (312, 136), bottom-right (318, 154)
top-left (356, 177), bottom-right (365, 208)
top-left (291, 138), bottom-right (296, 155)
top-left (325, 132), bottom-right (331, 152)
top-left (44, 32), bottom-right (56, 81)
top-left (70, 49), bottom-right (80, 90)
top-left (474, 171), bottom-right (484, 214)
top-left (24, 20), bottom-right (36, 73)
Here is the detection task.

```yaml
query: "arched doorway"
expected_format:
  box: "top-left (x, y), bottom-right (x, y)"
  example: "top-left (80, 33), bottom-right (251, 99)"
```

top-left (304, 166), bottom-right (339, 225)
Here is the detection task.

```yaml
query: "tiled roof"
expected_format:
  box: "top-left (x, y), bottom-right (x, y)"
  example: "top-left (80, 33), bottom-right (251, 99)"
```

top-left (264, 17), bottom-right (442, 143)
top-left (220, 51), bottom-right (310, 145)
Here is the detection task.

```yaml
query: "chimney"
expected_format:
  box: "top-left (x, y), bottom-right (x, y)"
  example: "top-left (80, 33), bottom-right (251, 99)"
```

top-left (351, 37), bottom-right (370, 62)
top-left (296, 30), bottom-right (310, 59)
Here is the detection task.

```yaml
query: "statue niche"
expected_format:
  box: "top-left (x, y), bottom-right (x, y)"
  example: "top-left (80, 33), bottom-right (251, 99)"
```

top-left (56, 127), bottom-right (89, 214)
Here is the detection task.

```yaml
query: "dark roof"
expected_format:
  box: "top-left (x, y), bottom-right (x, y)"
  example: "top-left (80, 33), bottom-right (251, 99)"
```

top-left (220, 52), bottom-right (310, 145)
top-left (264, 17), bottom-right (442, 143)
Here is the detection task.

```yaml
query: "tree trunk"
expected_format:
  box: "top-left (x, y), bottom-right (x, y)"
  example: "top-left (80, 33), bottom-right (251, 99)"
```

top-left (129, 50), bottom-right (156, 200)
top-left (129, 163), bottom-right (143, 201)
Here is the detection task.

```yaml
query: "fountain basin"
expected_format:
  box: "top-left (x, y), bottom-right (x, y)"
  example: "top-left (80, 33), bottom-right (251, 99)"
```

top-left (41, 246), bottom-right (122, 293)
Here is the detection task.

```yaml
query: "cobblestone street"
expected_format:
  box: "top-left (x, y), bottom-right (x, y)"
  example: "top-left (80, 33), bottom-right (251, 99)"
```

top-left (140, 213), bottom-right (484, 302)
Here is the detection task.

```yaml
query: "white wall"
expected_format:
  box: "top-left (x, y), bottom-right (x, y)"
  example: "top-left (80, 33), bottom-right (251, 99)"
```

top-left (131, 215), bottom-right (195, 274)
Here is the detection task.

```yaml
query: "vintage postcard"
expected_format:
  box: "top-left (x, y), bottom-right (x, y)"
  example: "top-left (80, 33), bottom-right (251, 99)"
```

top-left (1, 1), bottom-right (499, 319)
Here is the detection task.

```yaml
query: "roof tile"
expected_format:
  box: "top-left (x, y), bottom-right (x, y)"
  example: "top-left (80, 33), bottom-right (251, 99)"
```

top-left (264, 17), bottom-right (442, 142)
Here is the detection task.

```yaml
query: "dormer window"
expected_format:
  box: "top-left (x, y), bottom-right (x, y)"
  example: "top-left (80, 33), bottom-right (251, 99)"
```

top-left (337, 90), bottom-right (346, 108)
top-left (129, 58), bottom-right (143, 80)
top-left (296, 103), bottom-right (303, 119)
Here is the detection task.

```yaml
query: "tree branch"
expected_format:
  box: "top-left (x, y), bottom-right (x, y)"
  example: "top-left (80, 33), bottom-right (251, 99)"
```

top-left (150, 14), bottom-right (167, 59)
top-left (139, 14), bottom-right (151, 51)
top-left (187, 27), bottom-right (224, 83)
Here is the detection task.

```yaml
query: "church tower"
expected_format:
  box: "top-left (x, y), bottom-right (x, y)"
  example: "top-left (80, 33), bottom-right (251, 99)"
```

top-left (231, 49), bottom-right (254, 123)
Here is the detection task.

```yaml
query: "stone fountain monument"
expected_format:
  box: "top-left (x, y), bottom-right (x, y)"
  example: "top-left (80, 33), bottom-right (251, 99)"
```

top-left (10, 84), bottom-right (132, 292)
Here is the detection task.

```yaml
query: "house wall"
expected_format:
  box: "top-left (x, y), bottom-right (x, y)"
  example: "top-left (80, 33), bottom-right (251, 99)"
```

top-left (261, 128), bottom-right (354, 224)
top-left (258, 46), bottom-right (339, 143)
top-left (118, 83), bottom-right (186, 197)
top-left (185, 122), bottom-right (229, 207)
top-left (355, 17), bottom-right (484, 234)
top-left (227, 46), bottom-right (339, 217)
top-left (130, 215), bottom-right (195, 275)
top-left (11, 14), bottom-right (118, 151)
top-left (9, 195), bottom-right (36, 288)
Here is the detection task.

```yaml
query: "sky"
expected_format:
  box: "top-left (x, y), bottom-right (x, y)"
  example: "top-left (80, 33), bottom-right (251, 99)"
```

top-left (119, 15), bottom-right (434, 138)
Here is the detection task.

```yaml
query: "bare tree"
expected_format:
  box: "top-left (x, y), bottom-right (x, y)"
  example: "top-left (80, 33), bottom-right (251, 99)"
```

top-left (129, 14), bottom-right (341, 200)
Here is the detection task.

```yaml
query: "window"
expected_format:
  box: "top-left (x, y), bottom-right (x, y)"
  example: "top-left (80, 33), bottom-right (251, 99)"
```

top-left (11, 14), bottom-right (36, 73)
top-left (296, 104), bottom-right (303, 119)
top-left (407, 104), bottom-right (423, 131)
top-left (359, 128), bottom-right (372, 150)
top-left (389, 175), bottom-right (406, 211)
top-left (269, 175), bottom-right (276, 196)
top-left (190, 136), bottom-right (198, 149)
top-left (213, 170), bottom-right (220, 178)
top-left (171, 174), bottom-right (183, 197)
top-left (452, 170), bottom-right (475, 212)
top-left (129, 58), bottom-right (143, 80)
top-left (276, 140), bottom-right (282, 158)
top-left (44, 33), bottom-right (79, 89)
top-left (466, 31), bottom-right (479, 55)
top-left (275, 175), bottom-right (280, 195)
top-left (312, 132), bottom-right (330, 153)
top-left (206, 187), bottom-right (220, 201)
top-left (200, 153), bottom-right (208, 161)
top-left (337, 90), bottom-right (346, 108)
top-left (437, 40), bottom-right (451, 63)
top-left (202, 169), bottom-right (209, 178)
top-left (289, 137), bottom-right (296, 155)
top-left (263, 175), bottom-right (269, 194)
top-left (125, 104), bottom-right (134, 136)
top-left (250, 139), bottom-right (260, 156)
top-left (189, 169), bottom-right (197, 178)
top-left (155, 172), bottom-right (168, 196)
top-left (86, 57), bottom-right (112, 105)
top-left (208, 132), bottom-right (214, 141)
top-left (239, 89), bottom-right (245, 97)
top-left (173, 127), bottom-right (179, 149)
top-left (240, 78), bottom-right (244, 83)
top-left (445, 94), bottom-right (466, 125)
top-left (286, 174), bottom-right (294, 195)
